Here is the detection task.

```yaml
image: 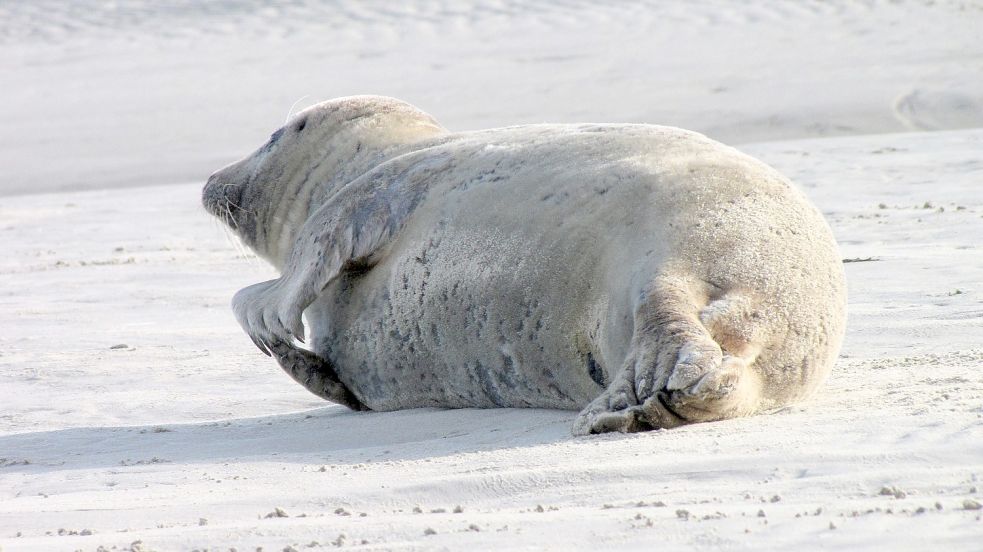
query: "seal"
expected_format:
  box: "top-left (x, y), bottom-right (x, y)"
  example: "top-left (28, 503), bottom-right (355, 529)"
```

top-left (202, 95), bottom-right (847, 435)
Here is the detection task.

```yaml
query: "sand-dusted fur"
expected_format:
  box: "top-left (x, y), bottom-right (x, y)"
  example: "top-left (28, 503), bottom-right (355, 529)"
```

top-left (203, 96), bottom-right (846, 435)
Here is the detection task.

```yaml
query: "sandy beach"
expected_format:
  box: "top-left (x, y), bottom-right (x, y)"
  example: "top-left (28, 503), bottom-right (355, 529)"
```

top-left (1, 1), bottom-right (981, 550)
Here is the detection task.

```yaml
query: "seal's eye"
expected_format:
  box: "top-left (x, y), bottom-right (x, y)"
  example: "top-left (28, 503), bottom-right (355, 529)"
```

top-left (295, 117), bottom-right (307, 133)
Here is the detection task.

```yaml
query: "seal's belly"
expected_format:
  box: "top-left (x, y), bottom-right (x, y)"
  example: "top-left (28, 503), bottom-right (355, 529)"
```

top-left (308, 230), bottom-right (615, 411)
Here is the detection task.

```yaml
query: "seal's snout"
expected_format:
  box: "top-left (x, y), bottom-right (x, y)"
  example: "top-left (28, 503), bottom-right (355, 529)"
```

top-left (202, 172), bottom-right (244, 229)
top-left (202, 174), bottom-right (216, 209)
top-left (202, 174), bottom-right (222, 213)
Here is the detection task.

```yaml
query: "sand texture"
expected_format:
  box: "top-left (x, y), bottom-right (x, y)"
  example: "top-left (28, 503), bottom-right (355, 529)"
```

top-left (1, 1), bottom-right (981, 550)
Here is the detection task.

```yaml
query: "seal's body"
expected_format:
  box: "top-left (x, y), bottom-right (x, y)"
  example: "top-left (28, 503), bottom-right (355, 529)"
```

top-left (203, 96), bottom-right (846, 434)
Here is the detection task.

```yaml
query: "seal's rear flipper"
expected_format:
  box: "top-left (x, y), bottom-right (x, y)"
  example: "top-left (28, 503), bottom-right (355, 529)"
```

top-left (266, 340), bottom-right (368, 411)
top-left (572, 272), bottom-right (764, 435)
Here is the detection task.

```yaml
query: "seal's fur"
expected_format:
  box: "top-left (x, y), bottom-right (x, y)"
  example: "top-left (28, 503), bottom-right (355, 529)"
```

top-left (203, 96), bottom-right (846, 434)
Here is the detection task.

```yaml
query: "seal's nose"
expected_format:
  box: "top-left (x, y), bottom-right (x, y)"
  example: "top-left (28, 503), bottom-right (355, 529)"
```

top-left (202, 171), bottom-right (247, 230)
top-left (202, 173), bottom-right (220, 210)
top-left (202, 173), bottom-right (235, 214)
top-left (203, 172), bottom-right (238, 205)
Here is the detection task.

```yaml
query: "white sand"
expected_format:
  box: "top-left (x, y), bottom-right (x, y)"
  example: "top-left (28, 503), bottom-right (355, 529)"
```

top-left (1, 1), bottom-right (982, 550)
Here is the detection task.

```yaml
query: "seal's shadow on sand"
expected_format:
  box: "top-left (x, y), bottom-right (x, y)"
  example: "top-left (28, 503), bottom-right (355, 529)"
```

top-left (1, 407), bottom-right (587, 472)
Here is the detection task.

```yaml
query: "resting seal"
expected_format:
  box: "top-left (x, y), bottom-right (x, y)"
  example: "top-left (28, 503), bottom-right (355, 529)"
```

top-left (202, 96), bottom-right (846, 434)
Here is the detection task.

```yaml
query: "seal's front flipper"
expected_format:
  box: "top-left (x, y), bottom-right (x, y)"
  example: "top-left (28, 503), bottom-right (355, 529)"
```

top-left (232, 167), bottom-right (431, 349)
top-left (233, 278), bottom-right (307, 353)
top-left (265, 339), bottom-right (368, 411)
top-left (231, 162), bottom-right (434, 406)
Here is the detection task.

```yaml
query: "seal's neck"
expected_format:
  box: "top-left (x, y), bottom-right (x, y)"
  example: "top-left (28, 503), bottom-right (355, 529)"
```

top-left (263, 116), bottom-right (446, 268)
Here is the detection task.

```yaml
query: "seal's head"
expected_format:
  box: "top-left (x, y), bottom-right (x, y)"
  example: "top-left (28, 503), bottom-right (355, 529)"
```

top-left (203, 95), bottom-right (445, 266)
